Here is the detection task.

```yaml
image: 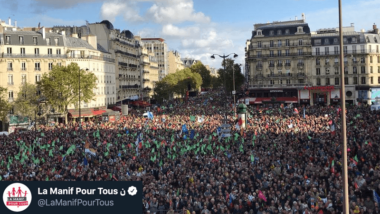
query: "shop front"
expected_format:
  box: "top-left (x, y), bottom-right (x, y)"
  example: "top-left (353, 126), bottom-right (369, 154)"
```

top-left (370, 88), bottom-right (380, 105)
top-left (356, 86), bottom-right (370, 105)
top-left (248, 88), bottom-right (299, 106)
top-left (304, 86), bottom-right (336, 106)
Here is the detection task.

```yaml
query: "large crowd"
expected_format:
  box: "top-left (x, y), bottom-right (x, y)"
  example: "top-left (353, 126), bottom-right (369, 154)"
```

top-left (1, 91), bottom-right (380, 214)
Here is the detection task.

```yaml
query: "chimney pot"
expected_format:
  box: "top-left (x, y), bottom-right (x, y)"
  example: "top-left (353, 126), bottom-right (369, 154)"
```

top-left (8, 17), bottom-right (11, 26)
top-left (15, 20), bottom-right (17, 28)
top-left (374, 23), bottom-right (377, 30)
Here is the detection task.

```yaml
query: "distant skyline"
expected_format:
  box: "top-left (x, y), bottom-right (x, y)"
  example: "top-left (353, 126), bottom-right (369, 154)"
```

top-left (1, 0), bottom-right (380, 69)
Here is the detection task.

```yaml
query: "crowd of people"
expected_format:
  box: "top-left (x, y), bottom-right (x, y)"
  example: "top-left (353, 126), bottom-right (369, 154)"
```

top-left (1, 90), bottom-right (380, 214)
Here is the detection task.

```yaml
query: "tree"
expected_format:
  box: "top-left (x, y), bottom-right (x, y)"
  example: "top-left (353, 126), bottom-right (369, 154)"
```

top-left (189, 62), bottom-right (212, 88)
top-left (0, 86), bottom-right (11, 131)
top-left (217, 59), bottom-right (245, 94)
top-left (13, 83), bottom-right (40, 120)
top-left (153, 68), bottom-right (202, 102)
top-left (38, 63), bottom-right (97, 123)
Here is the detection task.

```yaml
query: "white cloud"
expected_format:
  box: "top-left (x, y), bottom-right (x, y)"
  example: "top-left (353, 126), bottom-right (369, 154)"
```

top-left (100, 1), bottom-right (144, 23)
top-left (161, 24), bottom-right (200, 38)
top-left (146, 0), bottom-right (210, 24)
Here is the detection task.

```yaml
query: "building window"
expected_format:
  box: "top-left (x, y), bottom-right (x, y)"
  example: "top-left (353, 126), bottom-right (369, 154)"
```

top-left (278, 40), bottom-right (282, 47)
top-left (35, 62), bottom-right (40, 71)
top-left (18, 36), bottom-right (24, 45)
top-left (57, 63), bottom-right (61, 67)
top-left (370, 56), bottom-right (373, 63)
top-left (298, 49), bottom-right (303, 55)
top-left (285, 29), bottom-right (290, 34)
top-left (353, 77), bottom-right (358, 84)
top-left (344, 77), bottom-right (348, 85)
top-left (299, 39), bottom-right (303, 45)
top-left (352, 37), bottom-right (357, 43)
top-left (325, 58), bottom-right (329, 65)
top-left (344, 67), bottom-right (348, 74)
top-left (316, 78), bottom-right (321, 85)
top-left (334, 38), bottom-right (338, 44)
top-left (316, 48), bottom-right (320, 55)
top-left (277, 50), bottom-right (281, 56)
top-left (285, 39), bottom-right (290, 46)
top-left (378, 77), bottom-right (380, 84)
top-left (46, 38), bottom-right (50, 45)
top-left (7, 47), bottom-right (12, 56)
top-left (326, 78), bottom-right (330, 85)
top-left (335, 78), bottom-right (339, 85)
top-left (270, 80), bottom-right (274, 84)
top-left (316, 68), bottom-right (320, 75)
top-left (286, 79), bottom-right (290, 84)
top-left (369, 45), bottom-right (372, 52)
top-left (343, 46), bottom-right (347, 54)
top-left (269, 51), bottom-right (274, 57)
top-left (370, 66), bottom-right (373, 73)
top-left (277, 30), bottom-right (282, 35)
top-left (8, 91), bottom-right (13, 99)
top-left (35, 48), bottom-right (39, 56)
top-left (7, 62), bottom-right (13, 71)
top-left (270, 30), bottom-right (274, 36)
top-left (334, 46), bottom-right (339, 54)
top-left (377, 45), bottom-right (379, 53)
top-left (285, 49), bottom-right (290, 56)
top-left (20, 48), bottom-right (25, 55)
top-left (360, 45), bottom-right (365, 53)
top-left (353, 67), bottom-right (357, 74)
top-left (297, 27), bottom-right (303, 33)
top-left (343, 37), bottom-right (347, 43)
top-left (257, 41), bottom-right (261, 48)
top-left (8, 74), bottom-right (13, 84)
top-left (35, 75), bottom-right (41, 83)
top-left (33, 37), bottom-right (38, 45)
top-left (5, 36), bottom-right (10, 44)
top-left (334, 67), bottom-right (339, 75)
top-left (361, 66), bottom-right (365, 74)
top-left (371, 76), bottom-right (373, 84)
top-left (361, 77), bottom-right (366, 84)
top-left (48, 48), bottom-right (52, 56)
top-left (21, 74), bottom-right (26, 84)
top-left (270, 40), bottom-right (274, 47)
top-left (316, 58), bottom-right (320, 65)
top-left (325, 47), bottom-right (329, 55)
top-left (257, 30), bottom-right (262, 36)
top-left (378, 66), bottom-right (380, 73)
top-left (361, 57), bottom-right (365, 63)
top-left (21, 62), bottom-right (26, 70)
top-left (48, 62), bottom-right (53, 70)
top-left (257, 51), bottom-right (262, 57)
top-left (314, 39), bottom-right (321, 45)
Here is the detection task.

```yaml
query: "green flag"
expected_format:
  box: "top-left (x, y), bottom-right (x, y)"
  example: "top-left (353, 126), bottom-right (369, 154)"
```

top-left (46, 176), bottom-right (49, 181)
top-left (190, 115), bottom-right (195, 122)
top-left (239, 144), bottom-right (244, 152)
top-left (151, 148), bottom-right (155, 153)
top-left (59, 146), bottom-right (63, 150)
top-left (308, 136), bottom-right (311, 140)
top-left (354, 155), bottom-right (359, 162)
top-left (159, 160), bottom-right (163, 167)
top-left (251, 155), bottom-right (254, 162)
top-left (41, 133), bottom-right (45, 137)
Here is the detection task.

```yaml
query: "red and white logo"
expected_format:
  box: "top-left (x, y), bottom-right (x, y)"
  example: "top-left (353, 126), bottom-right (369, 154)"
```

top-left (3, 183), bottom-right (32, 212)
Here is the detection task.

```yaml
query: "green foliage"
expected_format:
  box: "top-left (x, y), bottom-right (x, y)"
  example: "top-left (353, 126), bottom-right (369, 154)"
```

top-left (189, 62), bottom-right (212, 88)
top-left (37, 63), bottom-right (97, 122)
top-left (0, 86), bottom-right (11, 129)
top-left (13, 83), bottom-right (40, 119)
top-left (154, 68), bottom-right (202, 102)
top-left (217, 59), bottom-right (245, 94)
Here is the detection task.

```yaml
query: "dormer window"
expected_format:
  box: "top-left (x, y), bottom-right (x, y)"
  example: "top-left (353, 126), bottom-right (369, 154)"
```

top-left (343, 37), bottom-right (347, 43)
top-left (277, 30), bottom-right (282, 35)
top-left (324, 39), bottom-right (330, 45)
top-left (270, 30), bottom-right (274, 36)
top-left (257, 30), bottom-right (262, 36)
top-left (375, 37), bottom-right (378, 43)
top-left (352, 37), bottom-right (357, 43)
top-left (366, 37), bottom-right (370, 43)
top-left (314, 39), bottom-right (321, 45)
top-left (46, 38), bottom-right (50, 45)
top-left (333, 38), bottom-right (338, 44)
top-left (297, 27), bottom-right (303, 33)
top-left (285, 29), bottom-right (290, 34)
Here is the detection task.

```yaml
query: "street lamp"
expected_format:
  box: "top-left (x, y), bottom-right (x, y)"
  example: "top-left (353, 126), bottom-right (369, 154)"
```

top-left (338, 0), bottom-right (349, 212)
top-left (210, 53), bottom-right (238, 108)
top-left (34, 97), bottom-right (44, 143)
top-left (78, 68), bottom-right (89, 127)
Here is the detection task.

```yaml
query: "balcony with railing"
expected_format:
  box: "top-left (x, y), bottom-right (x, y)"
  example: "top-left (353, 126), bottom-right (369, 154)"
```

top-left (8, 82), bottom-right (14, 86)
top-left (143, 70), bottom-right (150, 74)
top-left (143, 87), bottom-right (152, 91)
top-left (120, 85), bottom-right (140, 89)
top-left (7, 67), bottom-right (13, 71)
top-left (115, 50), bottom-right (137, 58)
top-left (35, 67), bottom-right (41, 71)
top-left (256, 65), bottom-right (263, 70)
top-left (276, 63), bottom-right (283, 68)
top-left (111, 38), bottom-right (137, 48)
top-left (248, 52), bottom-right (312, 59)
top-left (143, 79), bottom-right (150, 82)
top-left (248, 42), bottom-right (311, 49)
top-left (267, 73), bottom-right (293, 78)
top-left (297, 63), bottom-right (304, 69)
top-left (248, 83), bottom-right (312, 88)
top-left (285, 63), bottom-right (291, 68)
top-left (8, 97), bottom-right (14, 102)
top-left (269, 64), bottom-right (275, 68)
top-left (2, 54), bottom-right (67, 58)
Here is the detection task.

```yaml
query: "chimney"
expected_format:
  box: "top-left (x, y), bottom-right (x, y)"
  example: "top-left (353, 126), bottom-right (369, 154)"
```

top-left (49, 30), bottom-right (52, 33)
top-left (15, 20), bottom-right (17, 28)
top-left (42, 27), bottom-right (45, 39)
top-left (72, 26), bottom-right (78, 38)
top-left (302, 13), bottom-right (305, 21)
top-left (374, 23), bottom-right (377, 30)
top-left (8, 17), bottom-right (11, 26)
top-left (61, 31), bottom-right (65, 36)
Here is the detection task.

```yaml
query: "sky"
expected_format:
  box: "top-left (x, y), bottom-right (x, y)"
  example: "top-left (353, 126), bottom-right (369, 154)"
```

top-left (1, 0), bottom-right (380, 70)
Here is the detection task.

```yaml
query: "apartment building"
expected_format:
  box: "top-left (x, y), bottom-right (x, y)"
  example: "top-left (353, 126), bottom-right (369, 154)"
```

top-left (0, 19), bottom-right (116, 122)
top-left (167, 50), bottom-right (184, 74)
top-left (245, 15), bottom-right (312, 105)
top-left (141, 38), bottom-right (168, 80)
top-left (310, 24), bottom-right (380, 105)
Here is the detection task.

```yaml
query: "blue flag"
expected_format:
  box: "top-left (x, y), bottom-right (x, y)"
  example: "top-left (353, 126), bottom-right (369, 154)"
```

top-left (190, 130), bottom-right (195, 139)
top-left (217, 127), bottom-right (221, 135)
top-left (126, 130), bottom-right (129, 134)
top-left (83, 157), bottom-right (88, 166)
top-left (373, 190), bottom-right (380, 204)
top-left (183, 135), bottom-right (187, 140)
top-left (147, 112), bottom-right (154, 120)
top-left (182, 124), bottom-right (188, 134)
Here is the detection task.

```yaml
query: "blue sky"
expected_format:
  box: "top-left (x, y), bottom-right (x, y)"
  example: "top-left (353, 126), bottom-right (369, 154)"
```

top-left (1, 0), bottom-right (380, 69)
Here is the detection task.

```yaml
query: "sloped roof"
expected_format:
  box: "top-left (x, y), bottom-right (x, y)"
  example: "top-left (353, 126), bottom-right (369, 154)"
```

top-left (64, 37), bottom-right (95, 50)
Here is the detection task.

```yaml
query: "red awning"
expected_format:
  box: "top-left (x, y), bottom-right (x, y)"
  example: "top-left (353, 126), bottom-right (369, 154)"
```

top-left (92, 109), bottom-right (106, 116)
top-left (253, 97), bottom-right (298, 104)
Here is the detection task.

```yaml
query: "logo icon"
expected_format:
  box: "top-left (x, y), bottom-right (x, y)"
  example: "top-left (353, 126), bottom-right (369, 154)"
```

top-left (3, 183), bottom-right (32, 212)
top-left (128, 186), bottom-right (137, 196)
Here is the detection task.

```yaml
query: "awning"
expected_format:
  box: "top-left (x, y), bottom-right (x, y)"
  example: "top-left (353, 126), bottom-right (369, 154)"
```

top-left (68, 107), bottom-right (106, 118)
top-left (92, 109), bottom-right (106, 116)
top-left (253, 97), bottom-right (298, 104)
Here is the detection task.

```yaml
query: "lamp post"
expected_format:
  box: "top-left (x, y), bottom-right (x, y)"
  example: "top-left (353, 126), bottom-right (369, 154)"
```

top-left (210, 53), bottom-right (238, 108)
top-left (338, 0), bottom-right (349, 212)
top-left (34, 97), bottom-right (44, 143)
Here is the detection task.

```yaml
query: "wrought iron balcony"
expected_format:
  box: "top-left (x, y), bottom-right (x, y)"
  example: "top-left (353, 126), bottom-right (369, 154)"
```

top-left (256, 65), bottom-right (263, 70)
top-left (143, 79), bottom-right (150, 82)
top-left (143, 70), bottom-right (150, 73)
